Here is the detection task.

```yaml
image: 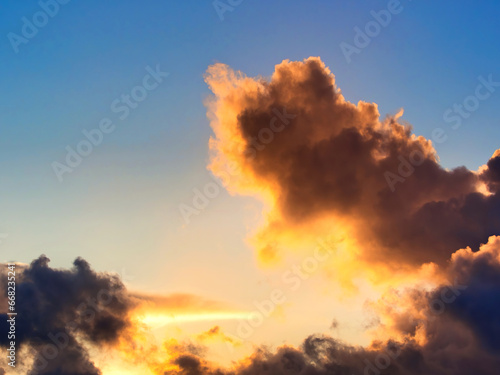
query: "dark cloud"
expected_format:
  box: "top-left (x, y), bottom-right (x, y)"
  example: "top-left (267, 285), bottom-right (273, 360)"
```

top-left (2, 238), bottom-right (500, 374)
top-left (155, 238), bottom-right (500, 375)
top-left (481, 150), bottom-right (500, 193)
top-left (205, 57), bottom-right (500, 266)
top-left (172, 355), bottom-right (211, 375)
top-left (441, 237), bottom-right (500, 352)
top-left (0, 255), bottom-right (135, 374)
top-left (164, 337), bottom-right (402, 375)
top-left (2, 57), bottom-right (499, 374)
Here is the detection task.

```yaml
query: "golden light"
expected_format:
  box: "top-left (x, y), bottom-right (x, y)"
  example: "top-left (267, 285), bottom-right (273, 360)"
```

top-left (139, 311), bottom-right (255, 329)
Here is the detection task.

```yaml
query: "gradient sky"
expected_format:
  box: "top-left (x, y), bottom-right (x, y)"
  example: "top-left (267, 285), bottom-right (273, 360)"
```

top-left (1, 1), bottom-right (500, 370)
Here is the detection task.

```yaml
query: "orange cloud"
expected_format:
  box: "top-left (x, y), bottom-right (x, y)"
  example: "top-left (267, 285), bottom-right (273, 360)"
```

top-left (204, 57), bottom-right (500, 291)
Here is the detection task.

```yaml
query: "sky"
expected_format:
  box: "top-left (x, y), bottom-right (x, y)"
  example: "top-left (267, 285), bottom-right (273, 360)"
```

top-left (1, 1), bottom-right (500, 374)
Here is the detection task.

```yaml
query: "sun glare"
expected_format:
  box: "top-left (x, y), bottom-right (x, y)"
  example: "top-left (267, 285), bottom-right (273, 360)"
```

top-left (139, 312), bottom-right (254, 329)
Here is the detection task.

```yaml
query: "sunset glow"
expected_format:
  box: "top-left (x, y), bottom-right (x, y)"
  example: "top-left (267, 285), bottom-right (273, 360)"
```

top-left (2, 2), bottom-right (500, 374)
top-left (140, 312), bottom-right (255, 329)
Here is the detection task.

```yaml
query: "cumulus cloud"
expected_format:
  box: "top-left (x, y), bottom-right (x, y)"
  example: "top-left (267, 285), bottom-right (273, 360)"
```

top-left (204, 57), bottom-right (500, 269)
top-left (2, 237), bottom-right (500, 374)
top-left (480, 149), bottom-right (500, 193)
top-left (140, 238), bottom-right (500, 375)
top-left (2, 57), bottom-right (499, 374)
top-left (0, 258), bottom-right (246, 374)
top-left (0, 256), bottom-right (135, 374)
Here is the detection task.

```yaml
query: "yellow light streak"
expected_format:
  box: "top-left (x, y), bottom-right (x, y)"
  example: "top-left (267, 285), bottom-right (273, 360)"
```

top-left (139, 312), bottom-right (254, 329)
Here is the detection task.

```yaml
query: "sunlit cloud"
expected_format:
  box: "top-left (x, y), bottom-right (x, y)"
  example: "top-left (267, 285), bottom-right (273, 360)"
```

top-left (2, 55), bottom-right (500, 375)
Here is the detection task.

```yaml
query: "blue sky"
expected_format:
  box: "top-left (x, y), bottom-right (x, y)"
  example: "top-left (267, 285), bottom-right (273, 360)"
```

top-left (2, 2), bottom-right (500, 372)
top-left (1, 0), bottom-right (499, 296)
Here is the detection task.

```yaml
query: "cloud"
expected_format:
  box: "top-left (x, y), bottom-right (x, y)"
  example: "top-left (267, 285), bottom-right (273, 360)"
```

top-left (480, 149), bottom-right (500, 193)
top-left (141, 237), bottom-right (500, 375)
top-left (196, 326), bottom-right (239, 346)
top-left (0, 258), bottom-right (246, 374)
top-left (2, 237), bottom-right (500, 374)
top-left (204, 57), bottom-right (500, 270)
top-left (439, 235), bottom-right (500, 352)
top-left (0, 256), bottom-right (135, 374)
top-left (2, 57), bottom-right (499, 374)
